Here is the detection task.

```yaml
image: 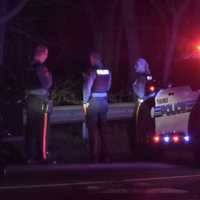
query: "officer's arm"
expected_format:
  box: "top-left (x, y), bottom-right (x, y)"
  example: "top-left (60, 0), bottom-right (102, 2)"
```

top-left (108, 72), bottom-right (112, 91)
top-left (83, 70), bottom-right (96, 104)
top-left (37, 67), bottom-right (53, 90)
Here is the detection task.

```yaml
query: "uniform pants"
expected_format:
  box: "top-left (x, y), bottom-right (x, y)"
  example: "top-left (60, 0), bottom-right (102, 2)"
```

top-left (26, 95), bottom-right (50, 161)
top-left (86, 97), bottom-right (109, 163)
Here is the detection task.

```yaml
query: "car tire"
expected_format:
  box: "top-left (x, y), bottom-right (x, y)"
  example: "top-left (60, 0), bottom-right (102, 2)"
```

top-left (188, 98), bottom-right (200, 166)
top-left (135, 97), bottom-right (163, 161)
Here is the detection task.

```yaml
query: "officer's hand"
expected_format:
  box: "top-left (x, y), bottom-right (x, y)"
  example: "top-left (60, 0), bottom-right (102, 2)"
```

top-left (83, 103), bottom-right (89, 114)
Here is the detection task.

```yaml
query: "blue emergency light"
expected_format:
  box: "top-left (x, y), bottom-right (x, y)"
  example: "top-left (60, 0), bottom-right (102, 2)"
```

top-left (184, 135), bottom-right (190, 142)
top-left (163, 136), bottom-right (170, 143)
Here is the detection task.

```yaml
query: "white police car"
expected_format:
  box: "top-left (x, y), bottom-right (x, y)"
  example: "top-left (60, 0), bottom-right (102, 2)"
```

top-left (151, 85), bottom-right (198, 144)
top-left (135, 84), bottom-right (200, 162)
top-left (134, 57), bottom-right (200, 162)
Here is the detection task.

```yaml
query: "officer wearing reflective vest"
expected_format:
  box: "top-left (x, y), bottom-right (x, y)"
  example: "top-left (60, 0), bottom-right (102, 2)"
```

top-left (26, 45), bottom-right (53, 164)
top-left (83, 52), bottom-right (112, 163)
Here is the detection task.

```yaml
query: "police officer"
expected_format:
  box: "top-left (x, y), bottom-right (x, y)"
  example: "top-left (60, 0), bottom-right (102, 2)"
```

top-left (129, 58), bottom-right (152, 158)
top-left (26, 45), bottom-right (53, 163)
top-left (83, 52), bottom-right (112, 163)
top-left (132, 58), bottom-right (152, 102)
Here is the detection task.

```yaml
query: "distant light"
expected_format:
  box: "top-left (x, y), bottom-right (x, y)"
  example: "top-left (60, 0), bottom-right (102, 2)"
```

top-left (184, 135), bottom-right (190, 142)
top-left (149, 85), bottom-right (156, 92)
top-left (164, 136), bottom-right (170, 143)
top-left (153, 135), bottom-right (160, 143)
top-left (197, 45), bottom-right (200, 52)
top-left (172, 136), bottom-right (179, 143)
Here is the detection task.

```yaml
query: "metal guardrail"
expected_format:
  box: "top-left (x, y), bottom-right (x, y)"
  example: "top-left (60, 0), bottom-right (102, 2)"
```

top-left (51, 103), bottom-right (135, 124)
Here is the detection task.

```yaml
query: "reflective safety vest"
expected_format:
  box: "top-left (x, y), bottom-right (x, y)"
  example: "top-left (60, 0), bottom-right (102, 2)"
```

top-left (92, 69), bottom-right (111, 94)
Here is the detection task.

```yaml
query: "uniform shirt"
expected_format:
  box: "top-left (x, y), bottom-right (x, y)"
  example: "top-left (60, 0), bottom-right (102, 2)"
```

top-left (132, 72), bottom-right (152, 99)
top-left (26, 62), bottom-right (53, 97)
top-left (35, 63), bottom-right (52, 90)
top-left (27, 62), bottom-right (52, 91)
top-left (83, 67), bottom-right (112, 104)
top-left (132, 57), bottom-right (151, 100)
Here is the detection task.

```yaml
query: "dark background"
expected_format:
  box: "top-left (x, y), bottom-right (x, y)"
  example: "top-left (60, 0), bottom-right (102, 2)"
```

top-left (1, 0), bottom-right (200, 103)
top-left (1, 0), bottom-right (200, 164)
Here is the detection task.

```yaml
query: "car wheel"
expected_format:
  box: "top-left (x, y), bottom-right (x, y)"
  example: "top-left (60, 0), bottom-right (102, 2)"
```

top-left (135, 97), bottom-right (163, 161)
top-left (189, 99), bottom-right (200, 166)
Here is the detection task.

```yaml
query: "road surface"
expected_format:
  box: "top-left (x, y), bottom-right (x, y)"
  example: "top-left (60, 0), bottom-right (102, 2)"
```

top-left (1, 162), bottom-right (200, 199)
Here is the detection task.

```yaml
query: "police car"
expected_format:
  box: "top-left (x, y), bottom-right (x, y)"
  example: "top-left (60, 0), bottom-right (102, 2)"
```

top-left (150, 86), bottom-right (197, 144)
top-left (135, 58), bottom-right (200, 162)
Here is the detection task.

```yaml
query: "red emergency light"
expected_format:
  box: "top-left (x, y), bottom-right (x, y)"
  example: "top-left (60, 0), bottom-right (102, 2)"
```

top-left (149, 85), bottom-right (156, 92)
top-left (153, 135), bottom-right (160, 144)
top-left (197, 45), bottom-right (200, 52)
top-left (172, 135), bottom-right (180, 143)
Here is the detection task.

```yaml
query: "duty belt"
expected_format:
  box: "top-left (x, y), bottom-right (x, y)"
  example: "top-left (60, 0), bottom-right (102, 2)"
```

top-left (28, 89), bottom-right (49, 97)
top-left (92, 93), bottom-right (107, 98)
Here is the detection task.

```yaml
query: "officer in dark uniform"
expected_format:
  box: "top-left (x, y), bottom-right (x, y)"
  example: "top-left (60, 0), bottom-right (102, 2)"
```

top-left (26, 45), bottom-right (53, 163)
top-left (83, 52), bottom-right (112, 163)
top-left (129, 58), bottom-right (152, 158)
top-left (132, 58), bottom-right (152, 102)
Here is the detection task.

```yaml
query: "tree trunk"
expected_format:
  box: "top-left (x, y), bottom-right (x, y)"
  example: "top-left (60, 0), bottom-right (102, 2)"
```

top-left (121, 0), bottom-right (139, 92)
top-left (0, 25), bottom-right (5, 65)
top-left (163, 19), bottom-right (179, 85)
top-left (0, 0), bottom-right (30, 65)
top-left (112, 25), bottom-right (122, 91)
top-left (121, 0), bottom-right (139, 67)
top-left (163, 0), bottom-right (190, 84)
top-left (0, 0), bottom-right (6, 65)
top-left (102, 0), bottom-right (119, 66)
top-left (83, 0), bottom-right (103, 52)
top-left (0, 0), bottom-right (29, 24)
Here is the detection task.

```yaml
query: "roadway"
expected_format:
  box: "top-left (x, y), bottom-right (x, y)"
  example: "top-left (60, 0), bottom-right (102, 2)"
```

top-left (1, 103), bottom-right (200, 199)
top-left (1, 162), bottom-right (200, 199)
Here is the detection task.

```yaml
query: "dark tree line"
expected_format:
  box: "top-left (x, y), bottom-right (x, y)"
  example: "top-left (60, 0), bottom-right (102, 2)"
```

top-left (0, 0), bottom-right (199, 92)
top-left (0, 0), bottom-right (30, 65)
